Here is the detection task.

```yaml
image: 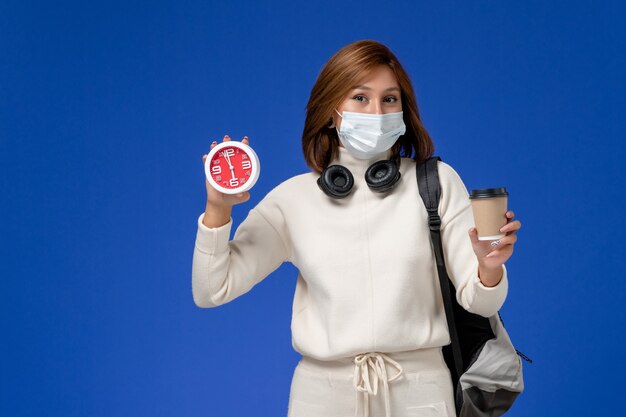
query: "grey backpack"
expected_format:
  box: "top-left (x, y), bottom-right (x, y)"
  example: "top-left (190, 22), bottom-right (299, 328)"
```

top-left (416, 156), bottom-right (532, 417)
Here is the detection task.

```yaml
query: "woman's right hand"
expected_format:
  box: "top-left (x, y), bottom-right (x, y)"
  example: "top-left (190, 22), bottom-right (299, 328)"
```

top-left (201, 135), bottom-right (251, 228)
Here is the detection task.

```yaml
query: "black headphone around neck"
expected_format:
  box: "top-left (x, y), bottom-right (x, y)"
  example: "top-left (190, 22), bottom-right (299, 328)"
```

top-left (316, 157), bottom-right (402, 199)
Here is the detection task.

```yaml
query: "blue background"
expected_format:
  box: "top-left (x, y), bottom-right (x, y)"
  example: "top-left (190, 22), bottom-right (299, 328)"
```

top-left (2, 1), bottom-right (624, 416)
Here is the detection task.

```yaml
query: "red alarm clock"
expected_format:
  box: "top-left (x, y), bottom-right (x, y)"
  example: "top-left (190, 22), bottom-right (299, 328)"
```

top-left (205, 140), bottom-right (261, 194)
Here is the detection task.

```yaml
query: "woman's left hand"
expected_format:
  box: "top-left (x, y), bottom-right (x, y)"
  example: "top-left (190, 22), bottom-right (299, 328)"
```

top-left (468, 210), bottom-right (521, 272)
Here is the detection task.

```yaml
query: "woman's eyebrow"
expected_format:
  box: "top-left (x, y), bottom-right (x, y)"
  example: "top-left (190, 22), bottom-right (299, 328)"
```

top-left (353, 85), bottom-right (400, 92)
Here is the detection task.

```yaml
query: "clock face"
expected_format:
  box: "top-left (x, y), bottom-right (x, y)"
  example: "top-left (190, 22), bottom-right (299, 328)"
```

top-left (205, 141), bottom-right (260, 194)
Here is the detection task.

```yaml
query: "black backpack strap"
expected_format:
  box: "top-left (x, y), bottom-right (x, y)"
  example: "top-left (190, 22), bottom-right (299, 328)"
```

top-left (416, 157), bottom-right (464, 386)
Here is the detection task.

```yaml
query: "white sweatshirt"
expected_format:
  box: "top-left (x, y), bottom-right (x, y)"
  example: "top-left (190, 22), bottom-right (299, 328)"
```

top-left (192, 147), bottom-right (508, 361)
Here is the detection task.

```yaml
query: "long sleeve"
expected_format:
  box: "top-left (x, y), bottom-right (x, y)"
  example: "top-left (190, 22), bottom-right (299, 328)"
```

top-left (190, 150), bottom-right (512, 359)
top-left (191, 202), bottom-right (291, 308)
top-left (437, 161), bottom-right (508, 317)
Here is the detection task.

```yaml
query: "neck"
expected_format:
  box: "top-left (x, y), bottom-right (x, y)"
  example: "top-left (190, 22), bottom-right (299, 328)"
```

top-left (331, 147), bottom-right (393, 177)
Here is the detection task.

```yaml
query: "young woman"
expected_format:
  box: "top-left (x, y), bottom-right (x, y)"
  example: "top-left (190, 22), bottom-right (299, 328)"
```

top-left (192, 39), bottom-right (521, 417)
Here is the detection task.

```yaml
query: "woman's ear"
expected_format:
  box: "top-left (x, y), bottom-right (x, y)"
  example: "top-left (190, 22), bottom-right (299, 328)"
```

top-left (327, 117), bottom-right (335, 129)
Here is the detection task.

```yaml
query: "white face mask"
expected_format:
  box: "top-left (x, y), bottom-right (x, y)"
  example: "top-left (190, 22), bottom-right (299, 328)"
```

top-left (334, 109), bottom-right (406, 159)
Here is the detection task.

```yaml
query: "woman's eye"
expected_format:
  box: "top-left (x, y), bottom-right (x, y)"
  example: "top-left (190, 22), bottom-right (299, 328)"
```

top-left (384, 96), bottom-right (399, 103)
top-left (353, 95), bottom-right (367, 102)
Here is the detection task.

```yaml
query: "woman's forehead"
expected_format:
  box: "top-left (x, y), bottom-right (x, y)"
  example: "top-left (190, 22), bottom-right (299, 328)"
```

top-left (351, 65), bottom-right (399, 90)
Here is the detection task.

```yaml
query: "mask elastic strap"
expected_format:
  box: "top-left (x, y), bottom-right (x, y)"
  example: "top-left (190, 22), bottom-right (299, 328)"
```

top-left (333, 109), bottom-right (342, 136)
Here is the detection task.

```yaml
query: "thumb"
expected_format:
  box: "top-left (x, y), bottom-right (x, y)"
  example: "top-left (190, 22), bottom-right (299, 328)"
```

top-left (468, 227), bottom-right (480, 244)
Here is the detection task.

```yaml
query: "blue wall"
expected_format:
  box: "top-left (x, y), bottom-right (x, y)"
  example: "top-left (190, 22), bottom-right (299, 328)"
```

top-left (2, 1), bottom-right (624, 415)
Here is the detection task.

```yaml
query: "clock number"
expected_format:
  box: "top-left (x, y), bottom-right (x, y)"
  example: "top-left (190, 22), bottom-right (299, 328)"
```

top-left (222, 149), bottom-right (235, 157)
top-left (241, 160), bottom-right (252, 169)
top-left (229, 178), bottom-right (239, 187)
top-left (211, 165), bottom-right (222, 175)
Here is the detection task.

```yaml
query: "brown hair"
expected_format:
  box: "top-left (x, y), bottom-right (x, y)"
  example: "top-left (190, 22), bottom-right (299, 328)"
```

top-left (302, 39), bottom-right (435, 173)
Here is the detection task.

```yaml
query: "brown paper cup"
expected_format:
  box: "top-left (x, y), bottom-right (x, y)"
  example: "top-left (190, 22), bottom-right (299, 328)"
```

top-left (469, 188), bottom-right (508, 241)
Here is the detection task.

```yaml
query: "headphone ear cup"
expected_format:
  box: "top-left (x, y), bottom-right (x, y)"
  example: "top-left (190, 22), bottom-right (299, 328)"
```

top-left (317, 165), bottom-right (354, 199)
top-left (365, 159), bottom-right (401, 193)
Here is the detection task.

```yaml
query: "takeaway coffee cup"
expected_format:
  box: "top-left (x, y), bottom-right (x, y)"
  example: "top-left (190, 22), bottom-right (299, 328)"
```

top-left (469, 188), bottom-right (508, 241)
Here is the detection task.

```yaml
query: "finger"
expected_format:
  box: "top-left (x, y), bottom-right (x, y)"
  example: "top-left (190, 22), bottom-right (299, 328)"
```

top-left (487, 239), bottom-right (516, 258)
top-left (202, 154), bottom-right (207, 163)
top-left (485, 249), bottom-right (503, 259)
top-left (223, 134), bottom-right (231, 142)
top-left (506, 210), bottom-right (515, 219)
top-left (242, 135), bottom-right (249, 145)
top-left (500, 220), bottom-right (521, 234)
top-left (232, 192), bottom-right (249, 202)
top-left (486, 243), bottom-right (512, 257)
top-left (487, 243), bottom-right (514, 258)
top-left (468, 227), bottom-right (480, 244)
top-left (210, 140), bottom-right (218, 149)
top-left (492, 234), bottom-right (517, 248)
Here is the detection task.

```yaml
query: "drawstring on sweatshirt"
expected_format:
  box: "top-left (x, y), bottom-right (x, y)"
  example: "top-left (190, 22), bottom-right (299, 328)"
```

top-left (353, 352), bottom-right (404, 417)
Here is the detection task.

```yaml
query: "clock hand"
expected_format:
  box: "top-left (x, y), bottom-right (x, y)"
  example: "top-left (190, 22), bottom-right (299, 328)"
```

top-left (223, 153), bottom-right (236, 180)
top-left (223, 152), bottom-right (234, 169)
